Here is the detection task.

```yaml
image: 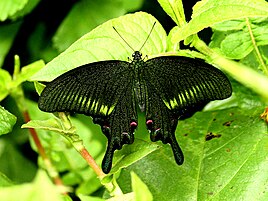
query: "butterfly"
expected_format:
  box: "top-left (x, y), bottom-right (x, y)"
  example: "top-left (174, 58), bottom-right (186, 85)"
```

top-left (38, 24), bottom-right (232, 174)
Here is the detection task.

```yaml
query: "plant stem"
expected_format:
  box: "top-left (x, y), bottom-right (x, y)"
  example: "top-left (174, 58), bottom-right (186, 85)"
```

top-left (57, 112), bottom-right (122, 195)
top-left (22, 111), bottom-right (65, 189)
top-left (58, 113), bottom-right (106, 178)
top-left (79, 147), bottom-right (105, 178)
top-left (12, 55), bottom-right (66, 192)
top-left (245, 17), bottom-right (268, 76)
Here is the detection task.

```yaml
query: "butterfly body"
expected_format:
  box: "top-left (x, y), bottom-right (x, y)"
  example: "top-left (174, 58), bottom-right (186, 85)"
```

top-left (39, 51), bottom-right (232, 173)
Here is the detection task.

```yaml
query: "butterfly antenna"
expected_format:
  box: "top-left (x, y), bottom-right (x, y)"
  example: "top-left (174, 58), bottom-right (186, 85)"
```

top-left (139, 21), bottom-right (156, 51)
top-left (113, 26), bottom-right (135, 52)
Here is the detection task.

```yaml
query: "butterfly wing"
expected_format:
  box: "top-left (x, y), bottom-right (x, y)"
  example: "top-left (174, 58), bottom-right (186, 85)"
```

top-left (38, 60), bottom-right (138, 173)
top-left (143, 56), bottom-right (232, 164)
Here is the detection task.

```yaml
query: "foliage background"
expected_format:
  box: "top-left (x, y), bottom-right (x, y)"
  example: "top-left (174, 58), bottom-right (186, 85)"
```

top-left (0, 0), bottom-right (268, 201)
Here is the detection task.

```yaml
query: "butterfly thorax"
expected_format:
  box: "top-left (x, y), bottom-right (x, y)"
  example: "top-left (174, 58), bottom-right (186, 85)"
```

top-left (131, 51), bottom-right (147, 112)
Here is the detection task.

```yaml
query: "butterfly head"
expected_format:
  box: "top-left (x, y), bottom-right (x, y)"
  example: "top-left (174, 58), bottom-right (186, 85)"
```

top-left (132, 51), bottom-right (143, 61)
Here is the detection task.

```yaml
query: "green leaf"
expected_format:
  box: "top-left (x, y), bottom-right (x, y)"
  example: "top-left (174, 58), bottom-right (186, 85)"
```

top-left (172, 0), bottom-right (268, 42)
top-left (0, 140), bottom-right (37, 183)
top-left (31, 12), bottom-right (167, 81)
top-left (0, 21), bottom-right (22, 67)
top-left (210, 17), bottom-right (268, 59)
top-left (157, 0), bottom-right (186, 26)
top-left (0, 106), bottom-right (16, 135)
top-left (131, 171), bottom-right (153, 201)
top-left (0, 172), bottom-right (13, 187)
top-left (0, 69), bottom-right (12, 101)
top-left (110, 139), bottom-right (160, 174)
top-left (78, 194), bottom-right (105, 201)
top-left (53, 0), bottom-right (143, 52)
top-left (0, 0), bottom-right (27, 21)
top-left (12, 60), bottom-right (45, 88)
top-left (9, 0), bottom-right (40, 20)
top-left (220, 31), bottom-right (253, 59)
top-left (22, 101), bottom-right (104, 191)
top-left (118, 107), bottom-right (268, 200)
top-left (0, 170), bottom-right (65, 201)
top-left (21, 118), bottom-right (75, 135)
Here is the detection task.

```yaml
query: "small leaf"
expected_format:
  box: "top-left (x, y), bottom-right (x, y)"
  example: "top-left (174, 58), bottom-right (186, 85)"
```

top-left (0, 106), bottom-right (16, 135)
top-left (0, 0), bottom-right (28, 21)
top-left (110, 139), bottom-right (160, 174)
top-left (9, 0), bottom-right (40, 20)
top-left (157, 0), bottom-right (186, 26)
top-left (131, 171), bottom-right (153, 201)
top-left (172, 0), bottom-right (268, 42)
top-left (220, 31), bottom-right (253, 59)
top-left (210, 17), bottom-right (268, 59)
top-left (0, 69), bottom-right (12, 101)
top-left (12, 60), bottom-right (45, 87)
top-left (21, 118), bottom-right (75, 135)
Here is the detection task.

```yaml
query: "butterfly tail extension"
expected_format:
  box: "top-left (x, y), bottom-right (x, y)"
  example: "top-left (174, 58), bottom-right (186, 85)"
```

top-left (102, 140), bottom-right (115, 174)
top-left (168, 133), bottom-right (184, 165)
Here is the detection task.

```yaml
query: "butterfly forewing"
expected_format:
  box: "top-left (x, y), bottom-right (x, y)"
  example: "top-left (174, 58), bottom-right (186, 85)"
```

top-left (39, 60), bottom-right (132, 116)
top-left (144, 56), bottom-right (232, 118)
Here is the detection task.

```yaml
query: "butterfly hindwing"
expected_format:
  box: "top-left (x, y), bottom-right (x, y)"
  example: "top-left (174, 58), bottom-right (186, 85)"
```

top-left (145, 82), bottom-right (184, 165)
top-left (100, 83), bottom-right (138, 173)
top-left (38, 60), bottom-right (138, 173)
top-left (143, 56), bottom-right (232, 164)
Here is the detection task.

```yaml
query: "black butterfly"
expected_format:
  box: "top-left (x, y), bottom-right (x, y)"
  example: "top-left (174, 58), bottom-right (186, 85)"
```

top-left (38, 26), bottom-right (232, 174)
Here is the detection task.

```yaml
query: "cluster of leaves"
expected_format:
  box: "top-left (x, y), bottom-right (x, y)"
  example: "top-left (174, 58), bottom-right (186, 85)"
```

top-left (0, 0), bottom-right (268, 200)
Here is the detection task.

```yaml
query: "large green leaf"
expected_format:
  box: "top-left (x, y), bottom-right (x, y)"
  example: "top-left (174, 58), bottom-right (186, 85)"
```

top-left (0, 170), bottom-right (65, 201)
top-left (31, 12), bottom-right (167, 81)
top-left (172, 0), bottom-right (268, 42)
top-left (131, 171), bottom-right (153, 201)
top-left (53, 0), bottom-right (144, 52)
top-left (118, 107), bottom-right (268, 200)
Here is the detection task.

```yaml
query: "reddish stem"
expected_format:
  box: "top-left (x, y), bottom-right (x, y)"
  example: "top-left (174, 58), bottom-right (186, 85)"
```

top-left (23, 111), bottom-right (66, 190)
top-left (79, 147), bottom-right (105, 178)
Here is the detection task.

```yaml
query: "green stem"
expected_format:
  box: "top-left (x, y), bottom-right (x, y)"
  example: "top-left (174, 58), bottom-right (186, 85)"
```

top-left (245, 17), bottom-right (268, 76)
